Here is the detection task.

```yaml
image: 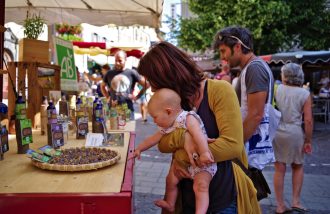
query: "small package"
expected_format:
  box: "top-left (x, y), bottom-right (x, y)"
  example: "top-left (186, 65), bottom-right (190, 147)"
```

top-left (26, 149), bottom-right (51, 163)
top-left (39, 145), bottom-right (62, 157)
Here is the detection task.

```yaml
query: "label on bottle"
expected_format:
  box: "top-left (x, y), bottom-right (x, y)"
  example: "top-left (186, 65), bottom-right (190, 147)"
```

top-left (51, 124), bottom-right (64, 148)
top-left (76, 104), bottom-right (85, 117)
top-left (47, 108), bottom-right (57, 124)
top-left (76, 116), bottom-right (89, 138)
top-left (95, 109), bottom-right (103, 122)
top-left (0, 126), bottom-right (9, 153)
top-left (15, 103), bottom-right (26, 119)
top-left (20, 119), bottom-right (33, 145)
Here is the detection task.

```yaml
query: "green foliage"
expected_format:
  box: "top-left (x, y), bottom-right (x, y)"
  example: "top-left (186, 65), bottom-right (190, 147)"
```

top-left (23, 11), bottom-right (46, 39)
top-left (176, 0), bottom-right (330, 54)
top-left (58, 34), bottom-right (83, 41)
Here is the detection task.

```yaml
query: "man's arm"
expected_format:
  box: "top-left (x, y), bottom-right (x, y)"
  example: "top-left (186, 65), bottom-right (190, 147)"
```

top-left (100, 82), bottom-right (109, 99)
top-left (132, 77), bottom-right (150, 101)
top-left (243, 91), bottom-right (267, 142)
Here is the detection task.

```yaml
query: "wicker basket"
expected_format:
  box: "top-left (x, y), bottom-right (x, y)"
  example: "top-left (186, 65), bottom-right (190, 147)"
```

top-left (31, 147), bottom-right (121, 172)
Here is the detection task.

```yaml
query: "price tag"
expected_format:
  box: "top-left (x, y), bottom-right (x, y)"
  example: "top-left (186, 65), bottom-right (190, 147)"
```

top-left (85, 133), bottom-right (104, 147)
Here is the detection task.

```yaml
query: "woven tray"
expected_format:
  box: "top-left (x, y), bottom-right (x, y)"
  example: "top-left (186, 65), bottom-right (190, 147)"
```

top-left (31, 147), bottom-right (121, 172)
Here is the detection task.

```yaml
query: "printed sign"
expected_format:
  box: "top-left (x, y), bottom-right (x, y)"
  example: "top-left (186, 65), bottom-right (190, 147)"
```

top-left (54, 37), bottom-right (78, 91)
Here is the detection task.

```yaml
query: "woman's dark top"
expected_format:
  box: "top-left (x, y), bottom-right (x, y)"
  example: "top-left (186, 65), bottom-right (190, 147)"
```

top-left (180, 81), bottom-right (236, 213)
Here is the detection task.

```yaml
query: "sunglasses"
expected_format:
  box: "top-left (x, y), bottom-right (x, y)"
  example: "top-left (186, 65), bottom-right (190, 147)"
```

top-left (218, 34), bottom-right (251, 50)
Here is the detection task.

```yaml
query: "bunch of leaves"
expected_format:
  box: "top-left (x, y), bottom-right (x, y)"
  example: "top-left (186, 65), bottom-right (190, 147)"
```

top-left (58, 34), bottom-right (83, 41)
top-left (23, 11), bottom-right (46, 39)
top-left (176, 0), bottom-right (330, 54)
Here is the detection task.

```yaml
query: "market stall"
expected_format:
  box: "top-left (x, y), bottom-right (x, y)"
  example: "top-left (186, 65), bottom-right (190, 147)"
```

top-left (0, 121), bottom-right (136, 214)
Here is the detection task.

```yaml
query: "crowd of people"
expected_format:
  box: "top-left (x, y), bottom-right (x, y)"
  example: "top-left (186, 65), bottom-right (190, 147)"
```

top-left (80, 25), bottom-right (315, 214)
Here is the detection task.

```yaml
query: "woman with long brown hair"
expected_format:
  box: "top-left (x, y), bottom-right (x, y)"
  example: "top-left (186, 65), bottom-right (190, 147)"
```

top-left (137, 41), bottom-right (260, 214)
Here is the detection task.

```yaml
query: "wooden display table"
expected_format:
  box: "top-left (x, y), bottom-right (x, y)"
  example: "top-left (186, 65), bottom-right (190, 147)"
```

top-left (0, 122), bottom-right (136, 214)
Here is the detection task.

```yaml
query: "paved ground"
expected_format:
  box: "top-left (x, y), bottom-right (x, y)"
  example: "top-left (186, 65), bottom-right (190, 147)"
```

top-left (132, 111), bottom-right (330, 214)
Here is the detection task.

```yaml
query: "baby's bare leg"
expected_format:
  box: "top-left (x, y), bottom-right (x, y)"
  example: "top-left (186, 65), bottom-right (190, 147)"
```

top-left (193, 171), bottom-right (212, 214)
top-left (154, 164), bottom-right (180, 212)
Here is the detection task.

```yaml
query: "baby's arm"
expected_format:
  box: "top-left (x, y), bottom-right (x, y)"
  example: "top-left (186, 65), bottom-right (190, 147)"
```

top-left (133, 131), bottom-right (163, 159)
top-left (185, 114), bottom-right (214, 165)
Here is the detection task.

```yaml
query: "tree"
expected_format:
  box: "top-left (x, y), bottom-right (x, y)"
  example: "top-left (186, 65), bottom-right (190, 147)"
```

top-left (176, 0), bottom-right (330, 54)
top-left (285, 0), bottom-right (330, 50)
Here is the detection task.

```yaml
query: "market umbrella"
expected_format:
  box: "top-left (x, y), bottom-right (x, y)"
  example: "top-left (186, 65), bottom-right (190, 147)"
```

top-left (5, 0), bottom-right (164, 28)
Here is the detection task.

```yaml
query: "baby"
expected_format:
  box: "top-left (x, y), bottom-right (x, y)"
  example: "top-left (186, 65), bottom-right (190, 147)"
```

top-left (132, 88), bottom-right (216, 213)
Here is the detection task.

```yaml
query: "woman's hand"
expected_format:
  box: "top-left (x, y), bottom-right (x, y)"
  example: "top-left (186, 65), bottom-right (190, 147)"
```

top-left (303, 143), bottom-right (312, 154)
top-left (172, 159), bottom-right (191, 179)
top-left (207, 138), bottom-right (216, 144)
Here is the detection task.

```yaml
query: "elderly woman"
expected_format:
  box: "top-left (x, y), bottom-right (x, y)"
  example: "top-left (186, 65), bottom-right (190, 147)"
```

top-left (272, 63), bottom-right (313, 214)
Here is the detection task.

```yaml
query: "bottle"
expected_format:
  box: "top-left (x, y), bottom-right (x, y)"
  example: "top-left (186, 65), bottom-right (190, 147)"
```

top-left (76, 96), bottom-right (84, 117)
top-left (59, 95), bottom-right (69, 116)
top-left (95, 101), bottom-right (103, 122)
top-left (109, 107), bottom-right (118, 130)
top-left (15, 93), bottom-right (31, 154)
top-left (93, 95), bottom-right (99, 114)
top-left (93, 101), bottom-right (105, 134)
top-left (122, 102), bottom-right (131, 121)
top-left (15, 91), bottom-right (26, 120)
top-left (117, 104), bottom-right (126, 129)
top-left (47, 100), bottom-right (57, 124)
top-left (0, 102), bottom-right (8, 128)
top-left (0, 103), bottom-right (9, 160)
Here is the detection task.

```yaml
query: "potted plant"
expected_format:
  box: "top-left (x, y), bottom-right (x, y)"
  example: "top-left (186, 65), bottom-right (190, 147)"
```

top-left (19, 11), bottom-right (49, 63)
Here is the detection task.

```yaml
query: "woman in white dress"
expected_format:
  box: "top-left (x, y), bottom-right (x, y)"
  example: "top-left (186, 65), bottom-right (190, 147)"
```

top-left (273, 63), bottom-right (313, 214)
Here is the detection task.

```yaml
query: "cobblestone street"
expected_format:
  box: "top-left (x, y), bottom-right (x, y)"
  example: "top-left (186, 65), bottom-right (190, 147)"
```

top-left (133, 114), bottom-right (330, 214)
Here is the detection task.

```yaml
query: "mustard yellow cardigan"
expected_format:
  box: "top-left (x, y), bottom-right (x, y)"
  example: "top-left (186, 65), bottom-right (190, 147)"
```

top-left (158, 79), bottom-right (261, 214)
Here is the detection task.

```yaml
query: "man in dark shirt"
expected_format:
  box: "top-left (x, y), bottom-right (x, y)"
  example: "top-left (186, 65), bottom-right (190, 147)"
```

top-left (101, 50), bottom-right (148, 120)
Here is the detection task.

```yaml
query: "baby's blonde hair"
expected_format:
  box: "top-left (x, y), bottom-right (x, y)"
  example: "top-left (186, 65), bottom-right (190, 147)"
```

top-left (148, 88), bottom-right (181, 113)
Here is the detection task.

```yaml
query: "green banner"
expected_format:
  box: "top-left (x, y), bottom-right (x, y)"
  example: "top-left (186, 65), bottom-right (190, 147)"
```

top-left (54, 37), bottom-right (78, 91)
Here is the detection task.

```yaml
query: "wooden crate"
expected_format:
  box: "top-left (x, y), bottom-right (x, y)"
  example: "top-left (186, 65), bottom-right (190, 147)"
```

top-left (7, 62), bottom-right (61, 127)
top-left (18, 38), bottom-right (49, 63)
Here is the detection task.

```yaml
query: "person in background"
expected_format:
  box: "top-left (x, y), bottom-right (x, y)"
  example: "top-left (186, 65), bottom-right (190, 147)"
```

top-left (87, 64), bottom-right (110, 97)
top-left (137, 41), bottom-right (260, 214)
top-left (318, 72), bottom-right (329, 86)
top-left (214, 26), bottom-right (274, 170)
top-left (214, 60), bottom-right (231, 83)
top-left (319, 81), bottom-right (330, 98)
top-left (135, 83), bottom-right (149, 123)
top-left (231, 68), bottom-right (240, 89)
top-left (132, 88), bottom-right (215, 214)
top-left (101, 50), bottom-right (148, 120)
top-left (76, 66), bottom-right (80, 82)
top-left (272, 63), bottom-right (313, 214)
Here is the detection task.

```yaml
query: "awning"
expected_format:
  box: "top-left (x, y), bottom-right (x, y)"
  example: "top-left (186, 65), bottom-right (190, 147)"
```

top-left (261, 51), bottom-right (330, 65)
top-left (72, 41), bottom-right (144, 58)
top-left (5, 0), bottom-right (164, 28)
